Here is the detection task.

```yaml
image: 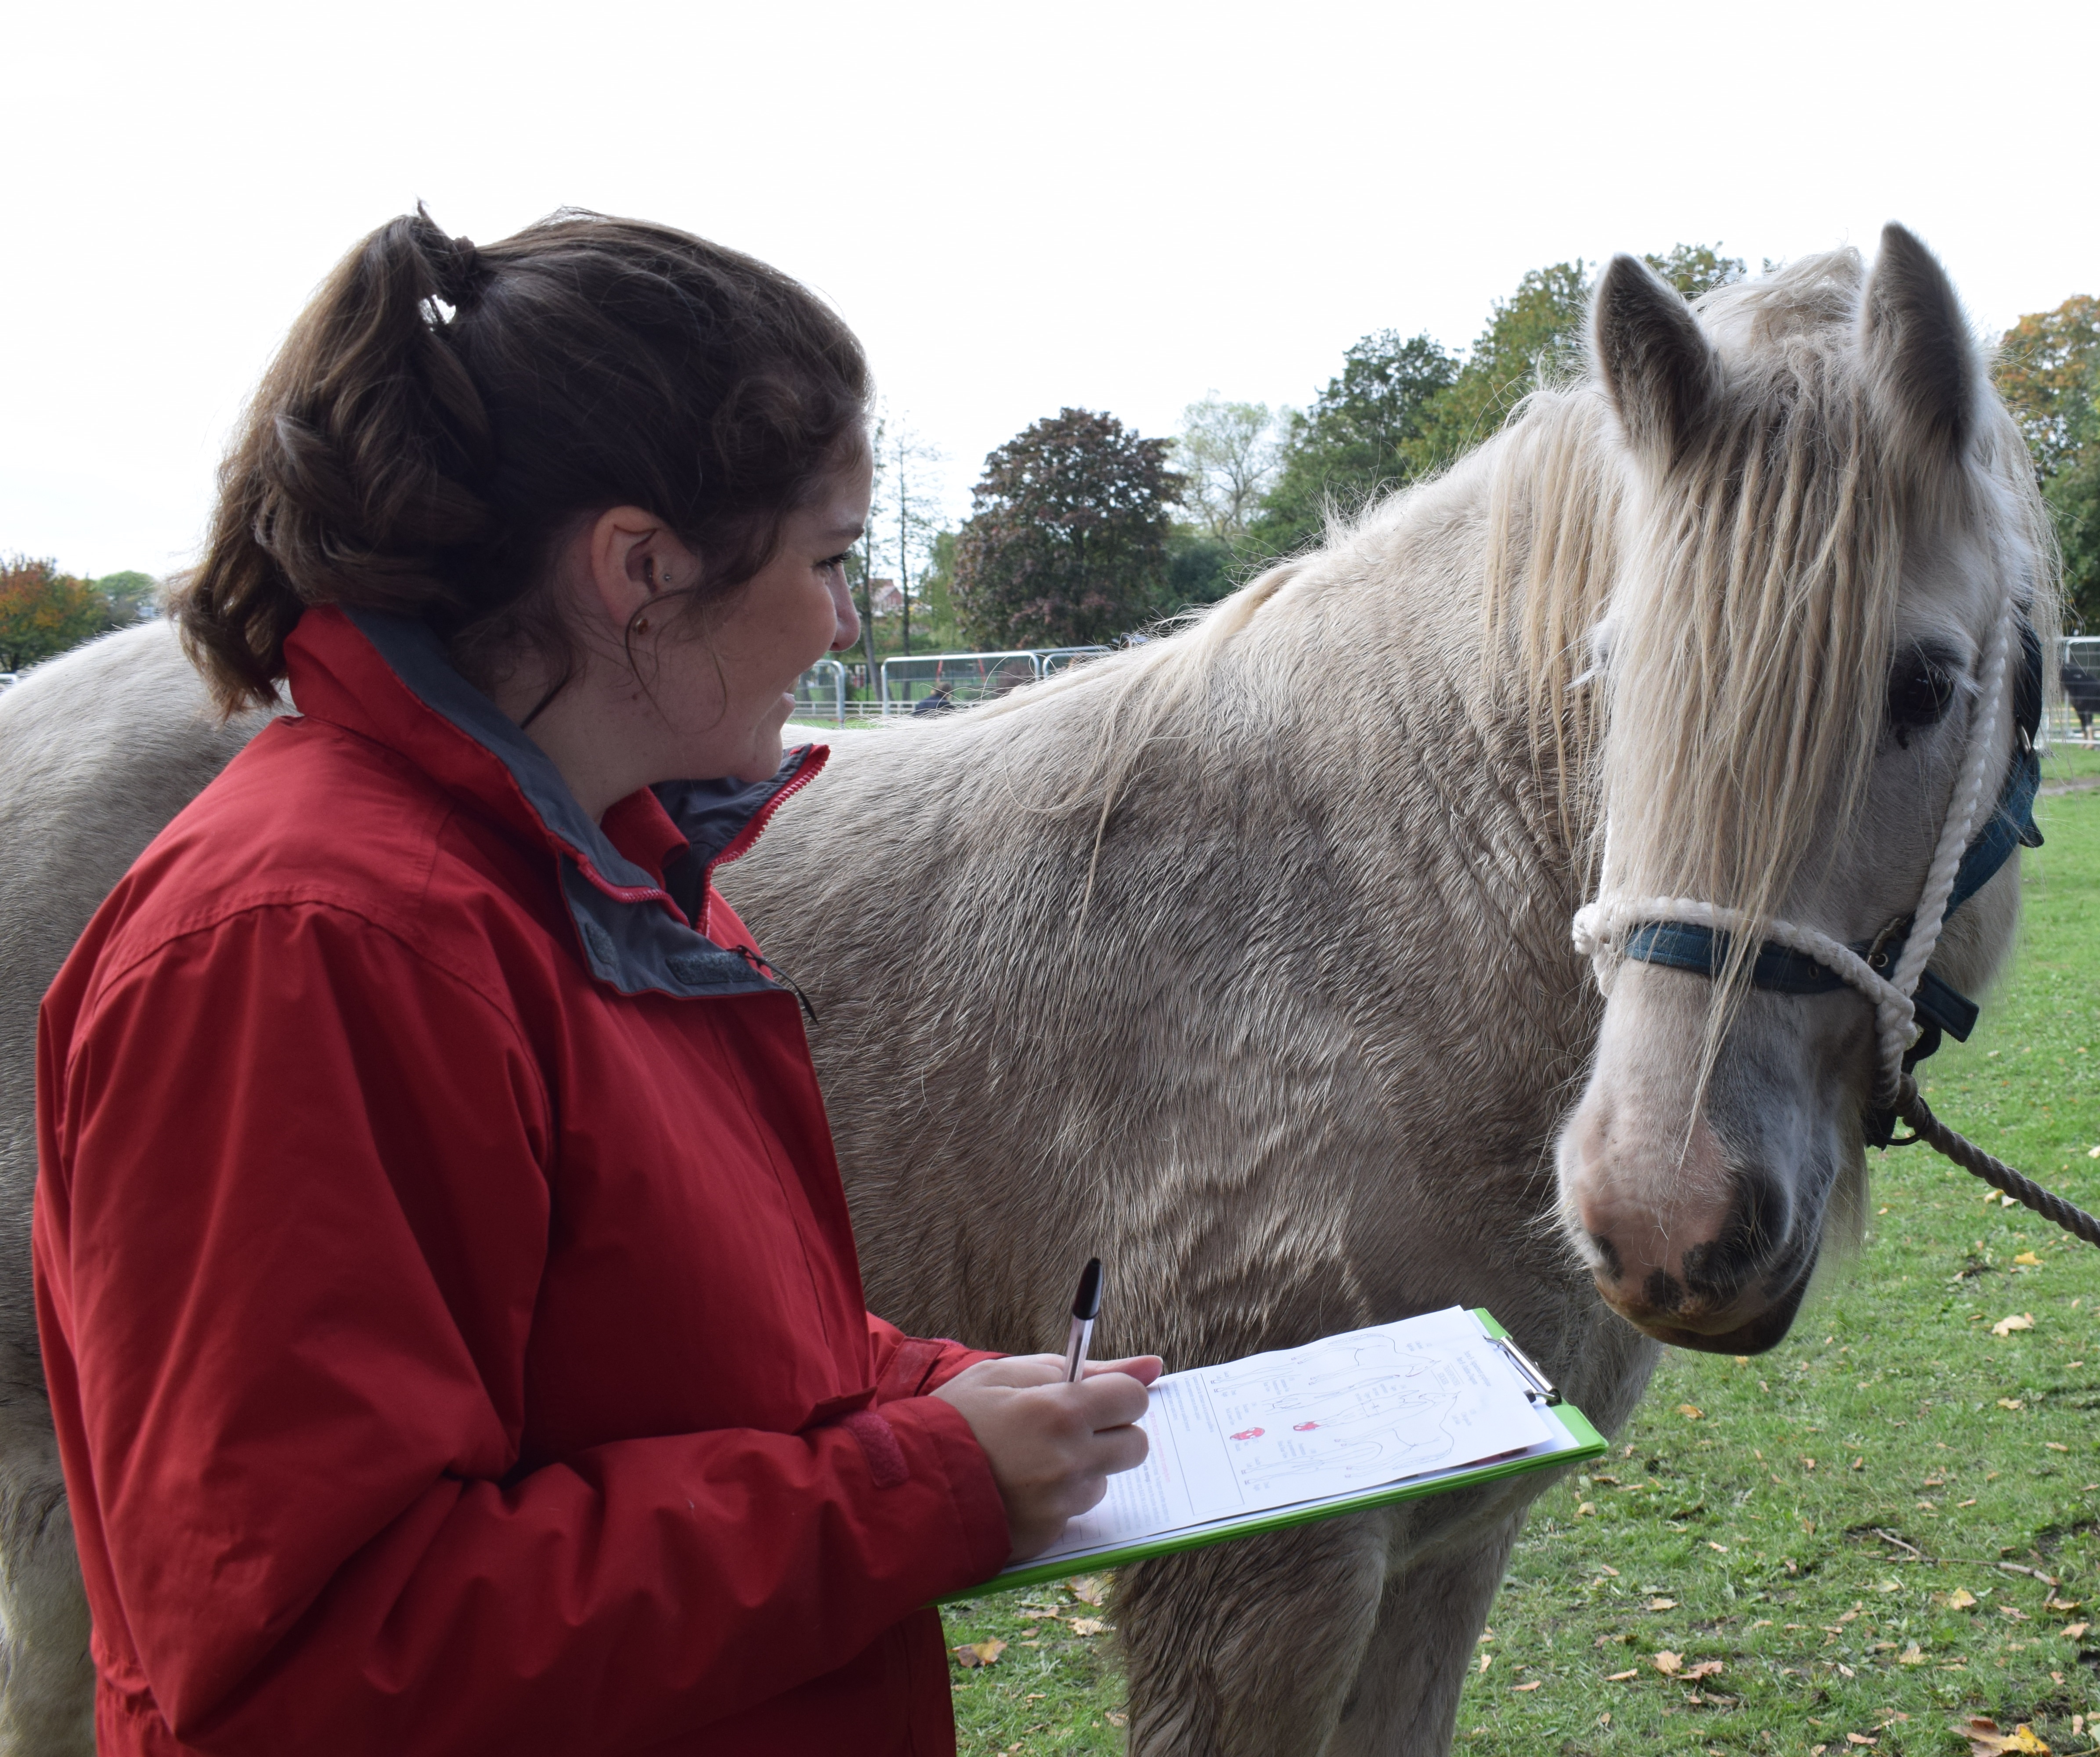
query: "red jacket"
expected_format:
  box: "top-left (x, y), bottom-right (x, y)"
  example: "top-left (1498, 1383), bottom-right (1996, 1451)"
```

top-left (33, 606), bottom-right (1010, 1756)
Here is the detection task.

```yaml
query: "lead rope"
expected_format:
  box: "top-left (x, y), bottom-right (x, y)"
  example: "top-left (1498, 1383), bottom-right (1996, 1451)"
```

top-left (1891, 1074), bottom-right (2100, 1246)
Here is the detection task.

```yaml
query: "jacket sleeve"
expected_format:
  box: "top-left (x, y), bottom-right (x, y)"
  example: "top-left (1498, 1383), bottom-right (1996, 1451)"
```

top-left (35, 904), bottom-right (1009, 1756)
top-left (867, 1314), bottom-right (1003, 1400)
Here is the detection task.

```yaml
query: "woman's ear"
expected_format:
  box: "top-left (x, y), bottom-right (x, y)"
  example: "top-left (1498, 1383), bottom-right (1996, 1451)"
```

top-left (581, 507), bottom-right (697, 631)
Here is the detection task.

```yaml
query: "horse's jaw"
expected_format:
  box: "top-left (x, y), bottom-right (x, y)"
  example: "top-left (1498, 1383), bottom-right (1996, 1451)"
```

top-left (1554, 965), bottom-right (1869, 1355)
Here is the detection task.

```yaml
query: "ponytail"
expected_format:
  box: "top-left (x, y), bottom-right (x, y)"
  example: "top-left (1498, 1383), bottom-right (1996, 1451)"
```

top-left (174, 206), bottom-right (871, 715)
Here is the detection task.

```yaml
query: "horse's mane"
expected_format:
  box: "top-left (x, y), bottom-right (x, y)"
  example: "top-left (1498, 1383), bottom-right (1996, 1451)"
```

top-left (975, 247), bottom-right (2054, 941)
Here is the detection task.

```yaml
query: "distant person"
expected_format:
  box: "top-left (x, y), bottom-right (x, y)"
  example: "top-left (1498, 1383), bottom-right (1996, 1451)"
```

top-left (34, 207), bottom-right (1159, 1757)
top-left (912, 682), bottom-right (959, 716)
top-left (2063, 659), bottom-right (2100, 744)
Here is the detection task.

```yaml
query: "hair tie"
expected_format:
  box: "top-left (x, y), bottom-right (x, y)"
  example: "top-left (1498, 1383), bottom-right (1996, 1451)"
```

top-left (440, 235), bottom-right (490, 311)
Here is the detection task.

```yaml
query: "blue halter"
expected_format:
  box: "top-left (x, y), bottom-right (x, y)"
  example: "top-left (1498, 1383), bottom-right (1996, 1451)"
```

top-left (1615, 624), bottom-right (2045, 1148)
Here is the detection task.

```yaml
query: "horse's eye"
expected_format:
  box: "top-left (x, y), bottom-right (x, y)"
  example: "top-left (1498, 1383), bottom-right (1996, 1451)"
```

top-left (1887, 654), bottom-right (1956, 739)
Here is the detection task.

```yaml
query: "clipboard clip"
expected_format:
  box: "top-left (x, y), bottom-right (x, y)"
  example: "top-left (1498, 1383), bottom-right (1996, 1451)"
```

top-left (1493, 1336), bottom-right (1561, 1406)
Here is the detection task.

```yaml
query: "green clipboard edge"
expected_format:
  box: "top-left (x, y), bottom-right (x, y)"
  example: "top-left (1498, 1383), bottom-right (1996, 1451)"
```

top-left (940, 1308), bottom-right (1607, 1605)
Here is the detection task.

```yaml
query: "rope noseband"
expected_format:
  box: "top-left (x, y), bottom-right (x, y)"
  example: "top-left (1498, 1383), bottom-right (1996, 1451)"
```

top-left (1573, 618), bottom-right (2100, 1245)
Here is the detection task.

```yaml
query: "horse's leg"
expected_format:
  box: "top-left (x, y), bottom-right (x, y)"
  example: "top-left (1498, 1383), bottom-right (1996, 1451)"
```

top-left (1120, 1515), bottom-right (1388, 1756)
top-left (0, 1383), bottom-right (94, 1755)
top-left (1324, 1512), bottom-right (1523, 1757)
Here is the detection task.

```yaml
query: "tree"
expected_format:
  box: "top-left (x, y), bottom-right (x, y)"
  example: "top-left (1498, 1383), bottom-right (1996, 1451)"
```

top-left (1246, 332), bottom-right (1458, 558)
top-left (0, 557), bottom-right (114, 672)
top-left (97, 570), bottom-right (160, 624)
top-left (1399, 262), bottom-right (1593, 476)
top-left (953, 409), bottom-right (1183, 649)
top-left (1174, 395), bottom-right (1277, 542)
top-left (1247, 244), bottom-right (1748, 552)
top-left (1997, 297), bottom-right (2100, 631)
top-left (1642, 243), bottom-right (1748, 303)
top-left (1998, 296), bottom-right (2100, 482)
top-left (880, 419), bottom-right (946, 657)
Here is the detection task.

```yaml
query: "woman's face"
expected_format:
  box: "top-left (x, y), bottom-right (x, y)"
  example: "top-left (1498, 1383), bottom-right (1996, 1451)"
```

top-left (659, 454), bottom-right (869, 785)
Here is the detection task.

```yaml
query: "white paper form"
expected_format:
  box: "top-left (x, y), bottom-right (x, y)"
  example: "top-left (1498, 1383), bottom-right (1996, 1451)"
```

top-left (1031, 1307), bottom-right (1553, 1564)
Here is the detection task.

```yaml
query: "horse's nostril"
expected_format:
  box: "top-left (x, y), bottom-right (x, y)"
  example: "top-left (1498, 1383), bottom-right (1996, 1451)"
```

top-left (1588, 1232), bottom-right (1623, 1280)
top-left (1642, 1269), bottom-right (1686, 1313)
top-left (1680, 1175), bottom-right (1789, 1297)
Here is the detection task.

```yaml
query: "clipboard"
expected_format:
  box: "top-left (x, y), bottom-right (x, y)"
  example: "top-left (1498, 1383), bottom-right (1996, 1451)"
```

top-left (945, 1308), bottom-right (1606, 1602)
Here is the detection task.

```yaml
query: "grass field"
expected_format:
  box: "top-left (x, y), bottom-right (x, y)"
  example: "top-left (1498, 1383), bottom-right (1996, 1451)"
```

top-left (941, 754), bottom-right (2100, 1756)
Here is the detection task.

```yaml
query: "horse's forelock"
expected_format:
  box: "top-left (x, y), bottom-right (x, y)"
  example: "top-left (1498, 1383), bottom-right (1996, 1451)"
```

top-left (1572, 249), bottom-right (2051, 1015)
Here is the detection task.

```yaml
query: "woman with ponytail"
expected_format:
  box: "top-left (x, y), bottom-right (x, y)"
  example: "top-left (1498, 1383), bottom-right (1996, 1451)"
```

top-left (32, 209), bottom-right (1157, 1757)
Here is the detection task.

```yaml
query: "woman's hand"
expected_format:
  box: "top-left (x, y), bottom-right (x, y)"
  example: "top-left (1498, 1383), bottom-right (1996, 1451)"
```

top-left (933, 1354), bottom-right (1163, 1561)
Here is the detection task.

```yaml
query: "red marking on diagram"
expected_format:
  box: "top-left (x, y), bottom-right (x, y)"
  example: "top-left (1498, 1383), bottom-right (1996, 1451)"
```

top-left (1230, 1427), bottom-right (1265, 1441)
top-left (1293, 1421), bottom-right (1320, 1432)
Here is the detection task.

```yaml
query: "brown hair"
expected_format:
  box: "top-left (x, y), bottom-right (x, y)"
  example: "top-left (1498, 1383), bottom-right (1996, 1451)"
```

top-left (175, 206), bottom-right (871, 714)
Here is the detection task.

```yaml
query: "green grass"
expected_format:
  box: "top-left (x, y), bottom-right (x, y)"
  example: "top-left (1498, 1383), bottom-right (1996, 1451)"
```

top-left (944, 786), bottom-right (2100, 1756)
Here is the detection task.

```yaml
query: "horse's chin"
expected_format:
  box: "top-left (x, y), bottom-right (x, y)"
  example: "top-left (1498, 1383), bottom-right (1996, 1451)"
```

top-left (1597, 1255), bottom-right (1817, 1356)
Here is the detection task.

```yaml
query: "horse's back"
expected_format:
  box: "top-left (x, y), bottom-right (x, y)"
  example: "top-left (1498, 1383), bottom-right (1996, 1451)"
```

top-left (0, 622), bottom-right (267, 1360)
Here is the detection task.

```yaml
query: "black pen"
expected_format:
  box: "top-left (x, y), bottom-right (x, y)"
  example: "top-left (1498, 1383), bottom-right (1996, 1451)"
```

top-left (1063, 1257), bottom-right (1102, 1382)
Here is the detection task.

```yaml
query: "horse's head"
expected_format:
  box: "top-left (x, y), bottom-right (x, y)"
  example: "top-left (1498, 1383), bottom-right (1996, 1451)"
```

top-left (1555, 225), bottom-right (2051, 1353)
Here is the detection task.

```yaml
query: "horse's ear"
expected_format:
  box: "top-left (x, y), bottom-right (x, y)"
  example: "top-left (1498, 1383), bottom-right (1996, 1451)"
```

top-left (1859, 223), bottom-right (1975, 464)
top-left (1593, 254), bottom-right (1720, 467)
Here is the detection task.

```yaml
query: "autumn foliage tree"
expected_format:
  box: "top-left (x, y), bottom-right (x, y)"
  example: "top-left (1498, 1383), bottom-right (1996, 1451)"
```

top-left (953, 409), bottom-right (1182, 648)
top-left (0, 557), bottom-right (117, 672)
top-left (1997, 296), bottom-right (2100, 630)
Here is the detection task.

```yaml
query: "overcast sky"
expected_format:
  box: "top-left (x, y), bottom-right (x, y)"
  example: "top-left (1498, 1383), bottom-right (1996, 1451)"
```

top-left (9, 0), bottom-right (2097, 578)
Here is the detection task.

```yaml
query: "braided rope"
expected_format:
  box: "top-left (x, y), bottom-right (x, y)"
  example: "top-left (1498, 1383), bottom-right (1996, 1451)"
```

top-left (1878, 601), bottom-right (2018, 1077)
top-left (1894, 1075), bottom-right (2100, 1247)
top-left (1571, 894), bottom-right (1916, 1030)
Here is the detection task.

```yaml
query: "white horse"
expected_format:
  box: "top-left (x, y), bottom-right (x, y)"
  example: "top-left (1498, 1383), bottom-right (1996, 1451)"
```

top-left (0, 225), bottom-right (2046, 1754)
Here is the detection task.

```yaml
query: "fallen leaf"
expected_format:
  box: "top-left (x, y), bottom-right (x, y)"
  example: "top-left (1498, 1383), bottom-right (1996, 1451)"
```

top-left (1019, 1608), bottom-right (1061, 1621)
top-left (1067, 1575), bottom-right (1109, 1605)
top-left (2043, 1594), bottom-right (2078, 1610)
top-left (2000, 1604), bottom-right (2030, 1621)
top-left (1992, 1314), bottom-right (2035, 1337)
top-left (1477, 1653), bottom-right (1492, 1674)
top-left (1684, 1659), bottom-right (1724, 1679)
top-left (1899, 1642), bottom-right (1926, 1663)
top-left (2015, 1251), bottom-right (2042, 1266)
top-left (1577, 1501), bottom-right (1596, 1516)
top-left (1847, 1738), bottom-right (1877, 1749)
top-left (1838, 1662), bottom-right (1857, 1677)
top-left (1802, 1456), bottom-right (1818, 1470)
top-left (2064, 1621), bottom-right (2089, 1640)
top-left (1068, 1617), bottom-right (1108, 1637)
top-left (1945, 1588), bottom-right (1979, 1610)
top-left (1510, 1680), bottom-right (1541, 1692)
top-left (1652, 1650), bottom-right (1683, 1675)
top-left (1605, 1668), bottom-right (1638, 1681)
top-left (1104, 1711), bottom-right (1127, 1728)
top-left (2047, 1442), bottom-right (2070, 1453)
top-left (1952, 1717), bottom-right (2052, 1756)
top-left (953, 1639), bottom-right (1006, 1668)
top-left (1597, 1562), bottom-right (1620, 1576)
top-left (1678, 1404), bottom-right (1703, 1420)
top-left (1998, 1398), bottom-right (2024, 1409)
top-left (1851, 1457), bottom-right (1865, 1471)
top-left (1648, 1597), bottom-right (1678, 1611)
top-left (1707, 1540), bottom-right (1728, 1552)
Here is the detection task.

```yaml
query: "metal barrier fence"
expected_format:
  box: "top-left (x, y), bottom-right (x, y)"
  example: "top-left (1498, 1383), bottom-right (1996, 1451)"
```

top-left (791, 658), bottom-right (848, 727)
top-left (2058, 636), bottom-right (2100, 746)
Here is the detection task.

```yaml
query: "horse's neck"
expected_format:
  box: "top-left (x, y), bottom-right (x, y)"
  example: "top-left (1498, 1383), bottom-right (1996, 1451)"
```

top-left (1296, 405), bottom-right (1612, 886)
